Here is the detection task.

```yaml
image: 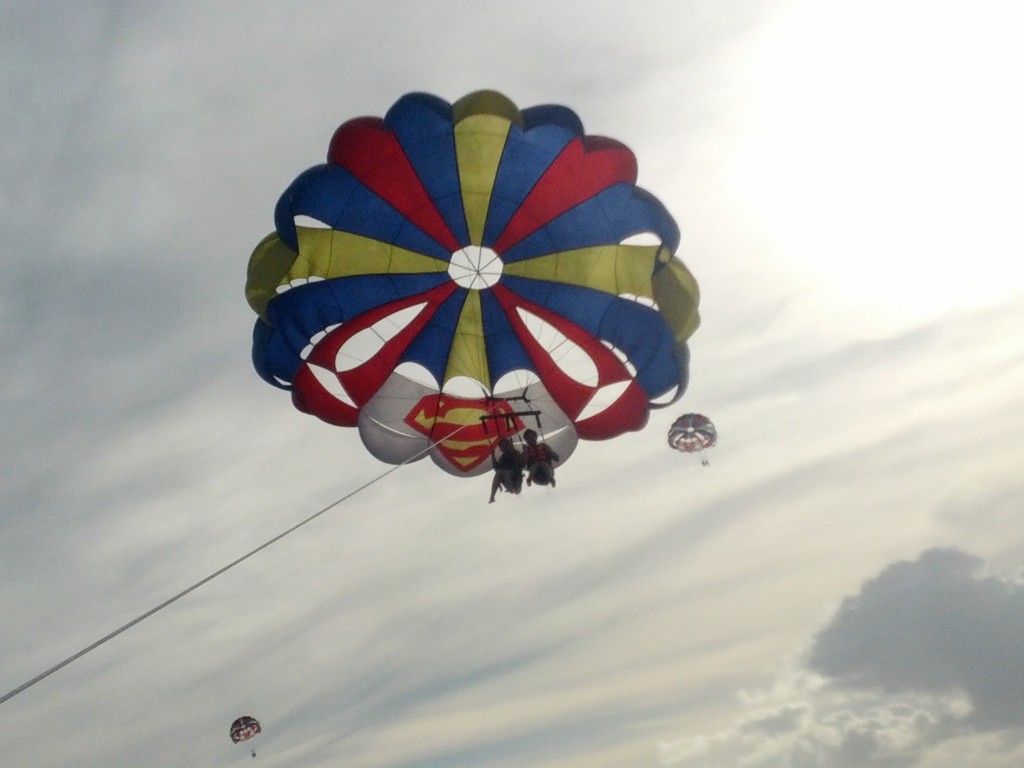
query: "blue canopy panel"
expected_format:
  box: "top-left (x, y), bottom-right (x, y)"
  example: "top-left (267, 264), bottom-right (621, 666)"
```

top-left (256, 272), bottom-right (450, 383)
top-left (520, 103), bottom-right (586, 136)
top-left (500, 275), bottom-right (683, 399)
top-left (479, 289), bottom-right (536, 382)
top-left (499, 183), bottom-right (680, 263)
top-left (384, 93), bottom-right (471, 248)
top-left (252, 318), bottom-right (300, 389)
top-left (396, 286), bottom-right (469, 386)
top-left (482, 122), bottom-right (579, 247)
top-left (273, 165), bottom-right (453, 260)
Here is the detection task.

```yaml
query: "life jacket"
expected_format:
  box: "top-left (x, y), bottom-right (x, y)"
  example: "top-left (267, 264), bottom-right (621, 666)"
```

top-left (526, 443), bottom-right (552, 465)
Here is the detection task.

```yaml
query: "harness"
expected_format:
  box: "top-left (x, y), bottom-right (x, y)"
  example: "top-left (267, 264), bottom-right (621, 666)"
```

top-left (526, 444), bottom-right (552, 464)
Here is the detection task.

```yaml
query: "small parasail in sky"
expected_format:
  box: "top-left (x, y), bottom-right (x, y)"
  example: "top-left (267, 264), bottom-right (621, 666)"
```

top-left (246, 89), bottom-right (701, 477)
top-left (230, 715), bottom-right (261, 758)
top-left (668, 413), bottom-right (716, 465)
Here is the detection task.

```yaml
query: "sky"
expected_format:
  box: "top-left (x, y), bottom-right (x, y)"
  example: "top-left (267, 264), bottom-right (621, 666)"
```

top-left (2, 1), bottom-right (1024, 766)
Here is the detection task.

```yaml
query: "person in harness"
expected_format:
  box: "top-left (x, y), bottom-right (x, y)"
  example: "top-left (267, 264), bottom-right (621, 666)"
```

top-left (489, 437), bottom-right (526, 503)
top-left (522, 429), bottom-right (559, 488)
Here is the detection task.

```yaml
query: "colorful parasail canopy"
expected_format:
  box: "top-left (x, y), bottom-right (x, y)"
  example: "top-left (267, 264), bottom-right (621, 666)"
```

top-left (246, 90), bottom-right (701, 477)
top-left (229, 715), bottom-right (261, 744)
top-left (668, 413), bottom-right (717, 460)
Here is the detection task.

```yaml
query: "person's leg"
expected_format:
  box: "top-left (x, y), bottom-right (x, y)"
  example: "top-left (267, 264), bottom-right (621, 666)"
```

top-left (533, 464), bottom-right (553, 486)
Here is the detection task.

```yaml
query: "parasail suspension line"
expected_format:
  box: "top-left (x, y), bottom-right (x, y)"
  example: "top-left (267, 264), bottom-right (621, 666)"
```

top-left (477, 388), bottom-right (543, 434)
top-left (0, 421), bottom-right (481, 708)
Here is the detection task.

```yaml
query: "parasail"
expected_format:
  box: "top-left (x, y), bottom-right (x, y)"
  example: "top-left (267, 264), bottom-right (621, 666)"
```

top-left (668, 413), bottom-right (716, 465)
top-left (230, 715), bottom-right (261, 758)
top-left (247, 89), bottom-right (700, 476)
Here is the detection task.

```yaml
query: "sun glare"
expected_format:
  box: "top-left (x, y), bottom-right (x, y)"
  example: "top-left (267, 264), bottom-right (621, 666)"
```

top-left (733, 0), bottom-right (1024, 324)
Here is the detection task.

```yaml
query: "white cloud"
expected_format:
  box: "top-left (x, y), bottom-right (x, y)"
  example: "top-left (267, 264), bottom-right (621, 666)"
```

top-left (807, 548), bottom-right (1024, 730)
top-left (660, 549), bottom-right (1024, 768)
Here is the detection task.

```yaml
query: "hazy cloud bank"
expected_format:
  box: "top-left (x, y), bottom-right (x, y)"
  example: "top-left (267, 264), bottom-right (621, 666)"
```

top-left (660, 547), bottom-right (1024, 768)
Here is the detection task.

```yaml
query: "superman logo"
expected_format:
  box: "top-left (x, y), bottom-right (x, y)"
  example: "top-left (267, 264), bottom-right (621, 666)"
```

top-left (405, 395), bottom-right (525, 472)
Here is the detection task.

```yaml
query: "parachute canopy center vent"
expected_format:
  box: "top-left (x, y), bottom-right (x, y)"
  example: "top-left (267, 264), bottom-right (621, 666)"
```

top-left (448, 245), bottom-right (504, 290)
